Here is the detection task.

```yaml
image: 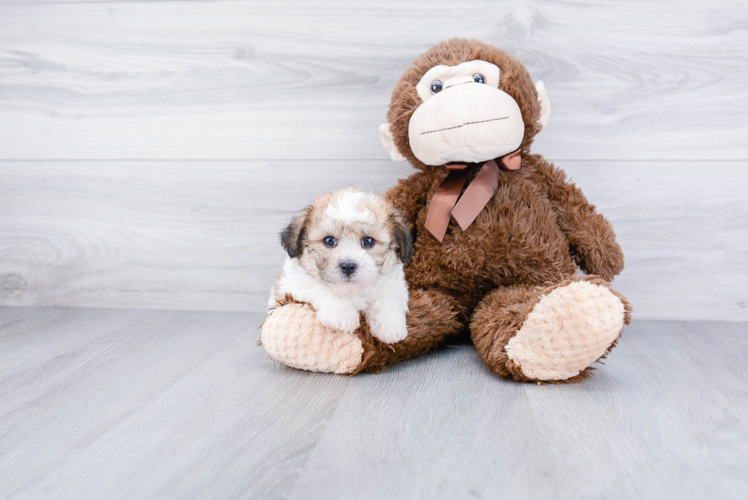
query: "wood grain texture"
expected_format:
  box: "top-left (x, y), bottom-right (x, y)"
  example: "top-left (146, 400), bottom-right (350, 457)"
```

top-left (0, 0), bottom-right (746, 160)
top-left (0, 160), bottom-right (406, 312)
top-left (0, 307), bottom-right (351, 500)
top-left (290, 319), bottom-right (748, 500)
top-left (1, 160), bottom-right (745, 320)
top-left (0, 307), bottom-right (746, 499)
top-left (0, 1), bottom-right (746, 319)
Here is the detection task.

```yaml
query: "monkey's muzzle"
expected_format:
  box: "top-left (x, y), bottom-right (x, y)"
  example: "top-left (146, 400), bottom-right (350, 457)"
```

top-left (408, 83), bottom-right (525, 166)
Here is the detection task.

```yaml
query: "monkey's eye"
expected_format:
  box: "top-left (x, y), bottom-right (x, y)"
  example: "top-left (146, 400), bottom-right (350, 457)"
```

top-left (430, 80), bottom-right (443, 94)
top-left (361, 237), bottom-right (375, 248)
top-left (323, 236), bottom-right (337, 248)
top-left (473, 74), bottom-right (485, 84)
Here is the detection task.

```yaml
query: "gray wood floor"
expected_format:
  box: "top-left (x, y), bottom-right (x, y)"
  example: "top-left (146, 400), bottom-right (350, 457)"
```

top-left (1, 306), bottom-right (745, 500)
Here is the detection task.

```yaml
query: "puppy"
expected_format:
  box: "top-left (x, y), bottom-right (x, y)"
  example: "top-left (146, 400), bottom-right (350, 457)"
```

top-left (268, 188), bottom-right (413, 344)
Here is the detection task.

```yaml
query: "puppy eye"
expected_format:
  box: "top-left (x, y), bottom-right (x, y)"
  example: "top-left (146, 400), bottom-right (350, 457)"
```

top-left (472, 74), bottom-right (485, 84)
top-left (361, 237), bottom-right (375, 248)
top-left (430, 80), bottom-right (443, 94)
top-left (323, 236), bottom-right (337, 247)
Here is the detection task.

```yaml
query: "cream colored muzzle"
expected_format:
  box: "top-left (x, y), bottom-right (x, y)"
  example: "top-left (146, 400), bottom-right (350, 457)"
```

top-left (407, 82), bottom-right (525, 166)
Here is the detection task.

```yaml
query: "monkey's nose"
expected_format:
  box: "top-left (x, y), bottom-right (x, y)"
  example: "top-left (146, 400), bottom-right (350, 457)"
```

top-left (340, 261), bottom-right (357, 277)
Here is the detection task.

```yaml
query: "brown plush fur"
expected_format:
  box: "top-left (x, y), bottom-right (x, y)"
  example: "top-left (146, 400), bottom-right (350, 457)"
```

top-left (352, 39), bottom-right (630, 382)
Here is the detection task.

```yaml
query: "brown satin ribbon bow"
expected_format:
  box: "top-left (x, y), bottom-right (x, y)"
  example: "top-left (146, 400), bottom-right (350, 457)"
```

top-left (424, 148), bottom-right (522, 242)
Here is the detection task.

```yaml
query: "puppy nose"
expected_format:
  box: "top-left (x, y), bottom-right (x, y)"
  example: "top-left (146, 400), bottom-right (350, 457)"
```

top-left (340, 261), bottom-right (357, 276)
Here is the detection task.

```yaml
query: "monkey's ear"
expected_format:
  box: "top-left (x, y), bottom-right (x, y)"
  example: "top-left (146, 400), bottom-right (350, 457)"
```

top-left (379, 123), bottom-right (408, 162)
top-left (390, 210), bottom-right (413, 263)
top-left (279, 207), bottom-right (311, 258)
top-left (535, 81), bottom-right (551, 129)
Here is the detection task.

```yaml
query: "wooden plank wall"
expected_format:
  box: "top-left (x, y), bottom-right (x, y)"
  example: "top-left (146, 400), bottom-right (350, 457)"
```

top-left (0, 0), bottom-right (746, 320)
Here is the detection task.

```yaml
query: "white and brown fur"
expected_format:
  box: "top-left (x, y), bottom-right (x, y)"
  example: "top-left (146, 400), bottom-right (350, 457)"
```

top-left (268, 188), bottom-right (413, 343)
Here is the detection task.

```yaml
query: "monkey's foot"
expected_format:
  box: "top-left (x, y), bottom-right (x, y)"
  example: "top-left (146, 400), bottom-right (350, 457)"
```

top-left (260, 302), bottom-right (363, 375)
top-left (505, 277), bottom-right (631, 381)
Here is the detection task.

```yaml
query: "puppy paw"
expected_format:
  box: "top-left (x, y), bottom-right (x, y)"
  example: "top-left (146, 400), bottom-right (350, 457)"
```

top-left (368, 315), bottom-right (408, 344)
top-left (316, 305), bottom-right (360, 334)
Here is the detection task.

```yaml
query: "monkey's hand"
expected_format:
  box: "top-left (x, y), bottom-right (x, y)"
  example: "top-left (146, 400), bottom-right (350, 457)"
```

top-left (567, 214), bottom-right (625, 281)
top-left (529, 156), bottom-right (624, 281)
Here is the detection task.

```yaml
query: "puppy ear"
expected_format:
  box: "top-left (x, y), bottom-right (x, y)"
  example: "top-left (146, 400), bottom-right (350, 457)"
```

top-left (279, 207), bottom-right (311, 258)
top-left (390, 210), bottom-right (413, 263)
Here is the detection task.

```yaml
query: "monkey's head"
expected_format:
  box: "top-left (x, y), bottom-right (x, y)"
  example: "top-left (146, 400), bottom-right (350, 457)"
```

top-left (380, 39), bottom-right (550, 169)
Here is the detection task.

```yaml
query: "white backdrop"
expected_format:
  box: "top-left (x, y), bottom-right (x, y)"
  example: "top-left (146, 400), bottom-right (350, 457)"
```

top-left (0, 0), bottom-right (746, 320)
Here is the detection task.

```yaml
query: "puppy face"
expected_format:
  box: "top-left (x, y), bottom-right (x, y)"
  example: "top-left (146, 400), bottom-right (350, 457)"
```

top-left (280, 189), bottom-right (412, 293)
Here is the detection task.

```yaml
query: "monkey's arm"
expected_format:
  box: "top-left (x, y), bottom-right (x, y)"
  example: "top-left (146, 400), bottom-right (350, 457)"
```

top-left (384, 170), bottom-right (433, 230)
top-left (529, 156), bottom-right (624, 281)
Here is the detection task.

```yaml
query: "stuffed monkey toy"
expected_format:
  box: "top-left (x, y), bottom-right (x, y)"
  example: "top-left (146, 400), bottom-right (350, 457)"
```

top-left (261, 39), bottom-right (632, 382)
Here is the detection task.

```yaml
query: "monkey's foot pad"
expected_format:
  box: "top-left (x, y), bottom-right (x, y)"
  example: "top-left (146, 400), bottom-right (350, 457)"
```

top-left (261, 302), bottom-right (363, 374)
top-left (506, 280), bottom-right (627, 381)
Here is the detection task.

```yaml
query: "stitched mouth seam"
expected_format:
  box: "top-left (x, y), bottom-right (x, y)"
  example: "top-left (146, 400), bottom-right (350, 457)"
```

top-left (420, 116), bottom-right (509, 135)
